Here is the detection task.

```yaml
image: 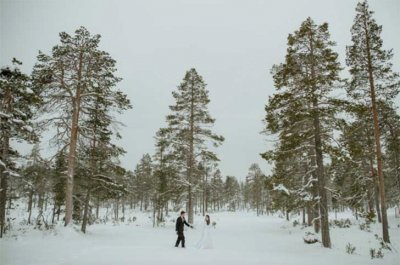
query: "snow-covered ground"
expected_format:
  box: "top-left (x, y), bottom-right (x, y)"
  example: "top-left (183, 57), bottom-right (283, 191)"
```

top-left (1, 207), bottom-right (399, 265)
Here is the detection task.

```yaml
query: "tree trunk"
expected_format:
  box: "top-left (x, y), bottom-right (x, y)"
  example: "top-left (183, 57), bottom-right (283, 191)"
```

top-left (44, 194), bottom-right (48, 212)
top-left (0, 136), bottom-right (9, 238)
top-left (313, 99), bottom-right (331, 248)
top-left (307, 203), bottom-right (313, 226)
top-left (81, 188), bottom-right (91, 233)
top-left (152, 198), bottom-right (156, 227)
top-left (65, 50), bottom-right (83, 226)
top-left (51, 198), bottom-right (57, 224)
top-left (0, 174), bottom-right (7, 238)
top-left (122, 202), bottom-right (125, 221)
top-left (0, 86), bottom-right (12, 238)
top-left (313, 203), bottom-right (320, 233)
top-left (202, 173), bottom-right (206, 217)
top-left (115, 200), bottom-right (119, 221)
top-left (368, 140), bottom-right (382, 223)
top-left (367, 185), bottom-right (374, 214)
top-left (375, 183), bottom-right (382, 223)
top-left (37, 193), bottom-right (44, 224)
top-left (187, 186), bottom-right (193, 223)
top-left (308, 27), bottom-right (331, 247)
top-left (27, 191), bottom-right (33, 224)
top-left (96, 197), bottom-right (100, 219)
top-left (364, 15), bottom-right (390, 242)
top-left (387, 126), bottom-right (400, 194)
top-left (57, 205), bottom-right (62, 221)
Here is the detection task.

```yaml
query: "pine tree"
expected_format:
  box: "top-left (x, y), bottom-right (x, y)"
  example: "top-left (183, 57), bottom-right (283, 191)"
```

top-left (210, 169), bottom-right (224, 211)
top-left (265, 18), bottom-right (343, 247)
top-left (51, 150), bottom-right (67, 223)
top-left (346, 1), bottom-right (400, 243)
top-left (133, 154), bottom-right (153, 211)
top-left (333, 108), bottom-right (376, 215)
top-left (262, 106), bottom-right (318, 225)
top-left (166, 68), bottom-right (224, 223)
top-left (245, 164), bottom-right (268, 215)
top-left (197, 159), bottom-right (216, 216)
top-left (224, 176), bottom-right (241, 211)
top-left (32, 27), bottom-right (129, 226)
top-left (20, 145), bottom-right (49, 226)
top-left (380, 103), bottom-right (400, 205)
top-left (78, 74), bottom-right (130, 233)
top-left (152, 128), bottom-right (180, 225)
top-left (0, 59), bottom-right (40, 237)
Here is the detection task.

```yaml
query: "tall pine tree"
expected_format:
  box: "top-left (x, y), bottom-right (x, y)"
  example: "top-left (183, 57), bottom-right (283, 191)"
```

top-left (265, 18), bottom-right (343, 247)
top-left (32, 27), bottom-right (130, 226)
top-left (166, 68), bottom-right (224, 223)
top-left (346, 0), bottom-right (400, 243)
top-left (0, 59), bottom-right (40, 237)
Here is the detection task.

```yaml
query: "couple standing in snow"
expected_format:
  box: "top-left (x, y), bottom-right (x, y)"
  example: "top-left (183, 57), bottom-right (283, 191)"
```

top-left (175, 210), bottom-right (213, 249)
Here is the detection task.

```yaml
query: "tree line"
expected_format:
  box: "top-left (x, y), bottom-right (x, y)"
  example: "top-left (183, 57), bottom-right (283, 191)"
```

top-left (0, 27), bottom-right (265, 236)
top-left (262, 1), bottom-right (399, 248)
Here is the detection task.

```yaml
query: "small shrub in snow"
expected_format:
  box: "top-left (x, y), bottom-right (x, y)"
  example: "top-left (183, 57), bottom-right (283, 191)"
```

top-left (374, 234), bottom-right (392, 251)
top-left (359, 211), bottom-right (376, 224)
top-left (359, 223), bottom-right (371, 232)
top-left (359, 211), bottom-right (376, 232)
top-left (376, 250), bottom-right (384, 258)
top-left (303, 232), bottom-right (318, 244)
top-left (369, 234), bottom-right (392, 259)
top-left (370, 248), bottom-right (384, 259)
top-left (369, 248), bottom-right (375, 258)
top-left (330, 219), bottom-right (351, 228)
top-left (345, 243), bottom-right (356, 254)
top-left (34, 217), bottom-right (53, 231)
top-left (127, 216), bottom-right (136, 223)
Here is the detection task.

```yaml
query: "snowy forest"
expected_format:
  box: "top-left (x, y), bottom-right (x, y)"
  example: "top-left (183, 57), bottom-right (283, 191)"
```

top-left (1, 1), bottom-right (399, 264)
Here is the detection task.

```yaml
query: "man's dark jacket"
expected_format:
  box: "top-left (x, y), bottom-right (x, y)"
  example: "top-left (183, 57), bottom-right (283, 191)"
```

top-left (176, 216), bottom-right (191, 233)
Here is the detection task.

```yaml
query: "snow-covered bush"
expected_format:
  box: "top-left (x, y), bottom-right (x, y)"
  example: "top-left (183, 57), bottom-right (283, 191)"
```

top-left (303, 232), bottom-right (318, 244)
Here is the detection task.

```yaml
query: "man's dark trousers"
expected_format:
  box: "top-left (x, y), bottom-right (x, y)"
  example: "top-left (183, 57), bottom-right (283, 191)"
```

top-left (175, 231), bottom-right (185, 247)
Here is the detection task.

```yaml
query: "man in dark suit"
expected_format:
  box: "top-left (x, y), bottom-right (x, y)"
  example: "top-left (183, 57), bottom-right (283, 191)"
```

top-left (175, 210), bottom-right (193, 248)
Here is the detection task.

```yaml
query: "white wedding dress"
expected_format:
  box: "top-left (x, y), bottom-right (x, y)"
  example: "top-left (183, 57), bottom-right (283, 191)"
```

top-left (196, 222), bottom-right (213, 249)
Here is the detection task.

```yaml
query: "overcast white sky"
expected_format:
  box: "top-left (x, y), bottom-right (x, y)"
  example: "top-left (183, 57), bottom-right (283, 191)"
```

top-left (1, 0), bottom-right (399, 179)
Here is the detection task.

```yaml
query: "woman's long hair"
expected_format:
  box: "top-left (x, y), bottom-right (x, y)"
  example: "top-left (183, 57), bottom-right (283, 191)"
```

top-left (205, 215), bottom-right (210, 226)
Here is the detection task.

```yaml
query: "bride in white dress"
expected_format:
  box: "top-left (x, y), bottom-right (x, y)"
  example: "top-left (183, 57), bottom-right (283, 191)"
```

top-left (196, 215), bottom-right (213, 249)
